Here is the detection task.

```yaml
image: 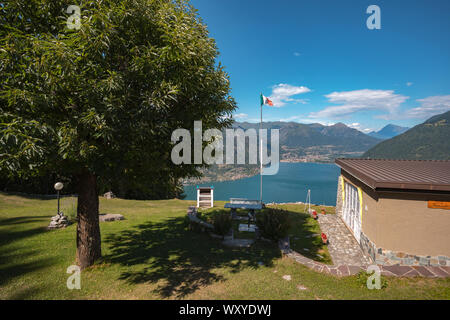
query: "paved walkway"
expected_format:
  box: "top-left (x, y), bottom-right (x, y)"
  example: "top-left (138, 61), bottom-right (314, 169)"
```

top-left (279, 213), bottom-right (450, 278)
top-left (281, 243), bottom-right (450, 277)
top-left (187, 206), bottom-right (449, 278)
top-left (316, 214), bottom-right (372, 266)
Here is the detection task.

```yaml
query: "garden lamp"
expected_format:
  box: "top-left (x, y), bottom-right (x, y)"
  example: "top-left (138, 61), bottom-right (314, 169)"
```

top-left (54, 182), bottom-right (64, 216)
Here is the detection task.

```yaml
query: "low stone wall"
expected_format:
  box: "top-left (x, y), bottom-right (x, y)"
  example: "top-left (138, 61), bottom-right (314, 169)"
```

top-left (360, 232), bottom-right (450, 267)
top-left (336, 175), bottom-right (450, 267)
top-left (281, 236), bottom-right (450, 278)
top-left (186, 206), bottom-right (214, 230)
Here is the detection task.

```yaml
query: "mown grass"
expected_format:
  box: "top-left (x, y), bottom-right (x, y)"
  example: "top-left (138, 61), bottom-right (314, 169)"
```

top-left (199, 204), bottom-right (333, 264)
top-left (0, 192), bottom-right (449, 300)
top-left (281, 204), bottom-right (334, 264)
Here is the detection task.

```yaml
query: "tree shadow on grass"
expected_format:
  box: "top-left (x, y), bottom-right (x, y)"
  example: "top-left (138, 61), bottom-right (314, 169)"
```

top-left (284, 209), bottom-right (333, 264)
top-left (104, 217), bottom-right (281, 298)
top-left (0, 217), bottom-right (48, 246)
top-left (0, 215), bottom-right (49, 226)
top-left (0, 248), bottom-right (56, 288)
top-left (0, 217), bottom-right (57, 290)
top-left (5, 285), bottom-right (44, 300)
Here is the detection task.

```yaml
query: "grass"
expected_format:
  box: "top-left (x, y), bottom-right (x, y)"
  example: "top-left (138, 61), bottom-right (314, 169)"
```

top-left (275, 203), bottom-right (334, 264)
top-left (200, 204), bottom-right (333, 264)
top-left (0, 192), bottom-right (449, 300)
top-left (199, 207), bottom-right (257, 240)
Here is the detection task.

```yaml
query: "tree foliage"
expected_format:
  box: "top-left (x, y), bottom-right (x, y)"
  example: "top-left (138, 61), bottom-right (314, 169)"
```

top-left (0, 0), bottom-right (236, 268)
top-left (0, 0), bottom-right (236, 198)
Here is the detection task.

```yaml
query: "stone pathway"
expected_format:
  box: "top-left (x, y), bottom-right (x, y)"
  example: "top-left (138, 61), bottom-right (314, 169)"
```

top-left (187, 206), bottom-right (449, 278)
top-left (316, 214), bottom-right (372, 266)
top-left (281, 240), bottom-right (450, 277)
top-left (279, 217), bottom-right (450, 278)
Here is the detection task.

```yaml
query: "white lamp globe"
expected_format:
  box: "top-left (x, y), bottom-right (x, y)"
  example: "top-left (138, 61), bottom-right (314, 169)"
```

top-left (54, 182), bottom-right (64, 191)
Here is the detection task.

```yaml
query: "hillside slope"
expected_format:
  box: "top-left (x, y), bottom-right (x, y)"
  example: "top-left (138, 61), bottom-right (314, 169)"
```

top-left (362, 111), bottom-right (450, 160)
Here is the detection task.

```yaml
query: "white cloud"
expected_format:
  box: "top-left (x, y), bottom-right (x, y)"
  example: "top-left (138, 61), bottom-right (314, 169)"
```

top-left (268, 83), bottom-right (311, 107)
top-left (309, 89), bottom-right (409, 119)
top-left (406, 82), bottom-right (413, 87)
top-left (293, 52), bottom-right (301, 57)
top-left (233, 113), bottom-right (248, 119)
top-left (347, 122), bottom-right (373, 133)
top-left (386, 95), bottom-right (450, 120)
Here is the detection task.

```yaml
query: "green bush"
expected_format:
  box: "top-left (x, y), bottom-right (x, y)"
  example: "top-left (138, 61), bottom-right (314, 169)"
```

top-left (256, 209), bottom-right (290, 241)
top-left (212, 212), bottom-right (232, 237)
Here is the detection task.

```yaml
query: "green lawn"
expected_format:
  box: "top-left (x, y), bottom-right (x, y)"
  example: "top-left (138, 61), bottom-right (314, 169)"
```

top-left (198, 204), bottom-right (333, 264)
top-left (0, 192), bottom-right (449, 300)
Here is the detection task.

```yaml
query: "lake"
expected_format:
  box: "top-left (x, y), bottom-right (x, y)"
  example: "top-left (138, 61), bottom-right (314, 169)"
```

top-left (183, 162), bottom-right (340, 206)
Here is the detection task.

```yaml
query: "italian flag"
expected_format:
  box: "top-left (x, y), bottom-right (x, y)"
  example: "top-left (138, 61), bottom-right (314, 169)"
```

top-left (260, 93), bottom-right (274, 107)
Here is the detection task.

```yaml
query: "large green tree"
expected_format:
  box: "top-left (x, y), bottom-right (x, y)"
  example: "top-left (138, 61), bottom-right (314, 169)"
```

top-left (0, 0), bottom-right (236, 268)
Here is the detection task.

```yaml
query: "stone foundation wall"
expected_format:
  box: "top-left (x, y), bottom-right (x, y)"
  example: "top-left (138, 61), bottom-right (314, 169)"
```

top-left (359, 232), bottom-right (450, 267)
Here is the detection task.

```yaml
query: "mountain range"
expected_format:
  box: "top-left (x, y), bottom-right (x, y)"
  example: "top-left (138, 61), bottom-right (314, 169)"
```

top-left (233, 121), bottom-right (381, 162)
top-left (363, 110), bottom-right (450, 160)
top-left (187, 112), bottom-right (450, 183)
top-left (187, 121), bottom-right (382, 183)
top-left (368, 124), bottom-right (409, 140)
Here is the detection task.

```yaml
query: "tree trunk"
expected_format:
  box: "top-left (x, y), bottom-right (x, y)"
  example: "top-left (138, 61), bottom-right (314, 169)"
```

top-left (76, 170), bottom-right (101, 269)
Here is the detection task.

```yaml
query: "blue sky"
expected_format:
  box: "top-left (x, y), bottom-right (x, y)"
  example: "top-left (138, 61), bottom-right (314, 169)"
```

top-left (191, 0), bottom-right (450, 132)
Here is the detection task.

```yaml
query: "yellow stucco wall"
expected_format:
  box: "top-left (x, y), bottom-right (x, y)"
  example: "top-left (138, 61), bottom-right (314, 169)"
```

top-left (373, 195), bottom-right (450, 256)
top-left (340, 171), bottom-right (450, 257)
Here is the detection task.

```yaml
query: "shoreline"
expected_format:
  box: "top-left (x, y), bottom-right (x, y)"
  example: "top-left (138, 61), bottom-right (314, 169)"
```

top-left (265, 201), bottom-right (335, 208)
top-left (183, 161), bottom-right (338, 186)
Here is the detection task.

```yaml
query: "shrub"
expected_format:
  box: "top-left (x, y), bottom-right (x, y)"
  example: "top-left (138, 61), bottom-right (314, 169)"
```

top-left (212, 212), bottom-right (232, 238)
top-left (256, 209), bottom-right (290, 241)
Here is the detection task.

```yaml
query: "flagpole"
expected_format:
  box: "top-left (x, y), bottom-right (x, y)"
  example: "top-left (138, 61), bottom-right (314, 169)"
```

top-left (260, 93), bottom-right (263, 203)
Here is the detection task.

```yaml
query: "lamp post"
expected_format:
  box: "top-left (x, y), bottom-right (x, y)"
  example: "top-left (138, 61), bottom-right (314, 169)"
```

top-left (54, 182), bottom-right (64, 216)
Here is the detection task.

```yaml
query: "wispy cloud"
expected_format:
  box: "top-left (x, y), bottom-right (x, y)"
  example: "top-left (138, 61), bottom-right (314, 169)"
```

top-left (276, 115), bottom-right (335, 126)
top-left (309, 89), bottom-right (409, 119)
top-left (410, 95), bottom-right (450, 118)
top-left (379, 95), bottom-right (450, 120)
top-left (268, 83), bottom-right (311, 107)
top-left (293, 52), bottom-right (301, 57)
top-left (406, 82), bottom-right (413, 87)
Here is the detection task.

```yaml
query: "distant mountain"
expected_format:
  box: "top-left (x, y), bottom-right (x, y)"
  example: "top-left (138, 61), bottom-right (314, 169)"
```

top-left (362, 111), bottom-right (450, 160)
top-left (233, 121), bottom-right (381, 162)
top-left (186, 121), bottom-right (383, 184)
top-left (368, 124), bottom-right (409, 140)
top-left (186, 121), bottom-right (382, 183)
